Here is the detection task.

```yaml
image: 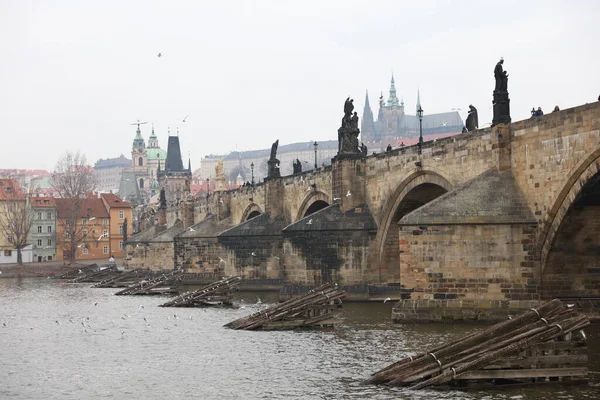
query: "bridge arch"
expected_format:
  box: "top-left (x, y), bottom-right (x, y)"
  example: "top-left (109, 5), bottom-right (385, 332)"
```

top-left (375, 170), bottom-right (453, 284)
top-left (539, 150), bottom-right (600, 282)
top-left (295, 191), bottom-right (330, 221)
top-left (240, 203), bottom-right (263, 223)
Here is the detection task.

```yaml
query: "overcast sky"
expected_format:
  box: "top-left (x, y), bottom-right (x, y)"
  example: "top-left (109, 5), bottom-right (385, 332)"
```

top-left (1, 0), bottom-right (598, 170)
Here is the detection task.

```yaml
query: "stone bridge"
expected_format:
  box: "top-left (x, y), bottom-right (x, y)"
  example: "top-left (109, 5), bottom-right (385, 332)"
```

top-left (128, 102), bottom-right (600, 316)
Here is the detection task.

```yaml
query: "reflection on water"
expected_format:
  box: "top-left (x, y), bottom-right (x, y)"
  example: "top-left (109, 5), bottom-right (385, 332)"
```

top-left (1, 278), bottom-right (600, 399)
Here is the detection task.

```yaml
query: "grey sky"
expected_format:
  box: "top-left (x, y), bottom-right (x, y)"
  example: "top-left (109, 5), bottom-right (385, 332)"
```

top-left (1, 0), bottom-right (598, 170)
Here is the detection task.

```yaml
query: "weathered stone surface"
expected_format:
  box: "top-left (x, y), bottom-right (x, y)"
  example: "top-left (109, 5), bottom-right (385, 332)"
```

top-left (399, 168), bottom-right (536, 225)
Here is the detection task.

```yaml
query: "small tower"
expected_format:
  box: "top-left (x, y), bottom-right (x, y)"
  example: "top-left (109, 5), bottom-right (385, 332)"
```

top-left (361, 90), bottom-right (376, 144)
top-left (386, 73), bottom-right (400, 107)
top-left (131, 121), bottom-right (149, 191)
top-left (416, 89), bottom-right (422, 115)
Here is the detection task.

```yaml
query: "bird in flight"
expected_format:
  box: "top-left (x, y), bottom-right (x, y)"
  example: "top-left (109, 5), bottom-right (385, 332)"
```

top-left (307, 219), bottom-right (313, 225)
top-left (157, 53), bottom-right (162, 58)
top-left (346, 190), bottom-right (352, 197)
top-left (189, 227), bottom-right (195, 232)
top-left (183, 114), bottom-right (190, 122)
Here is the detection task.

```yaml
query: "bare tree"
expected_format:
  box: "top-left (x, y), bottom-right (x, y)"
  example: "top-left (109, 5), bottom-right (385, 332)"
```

top-left (51, 151), bottom-right (97, 264)
top-left (0, 181), bottom-right (34, 265)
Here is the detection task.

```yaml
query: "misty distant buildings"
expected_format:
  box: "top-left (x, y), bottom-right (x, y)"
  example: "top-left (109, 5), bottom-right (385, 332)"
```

top-left (361, 75), bottom-right (464, 149)
top-left (200, 140), bottom-right (338, 183)
top-left (94, 155), bottom-right (131, 193)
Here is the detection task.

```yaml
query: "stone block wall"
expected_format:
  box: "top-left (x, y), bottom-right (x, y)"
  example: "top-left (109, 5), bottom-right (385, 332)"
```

top-left (174, 237), bottom-right (225, 274)
top-left (283, 230), bottom-right (375, 286)
top-left (399, 224), bottom-right (539, 301)
top-left (218, 235), bottom-right (283, 280)
top-left (126, 242), bottom-right (175, 271)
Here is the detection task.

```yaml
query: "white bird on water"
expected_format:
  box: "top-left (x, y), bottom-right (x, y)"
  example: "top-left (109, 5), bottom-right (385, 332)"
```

top-left (256, 297), bottom-right (262, 304)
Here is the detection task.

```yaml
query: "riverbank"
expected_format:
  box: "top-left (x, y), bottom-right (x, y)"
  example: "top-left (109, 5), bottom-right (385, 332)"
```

top-left (0, 258), bottom-right (123, 278)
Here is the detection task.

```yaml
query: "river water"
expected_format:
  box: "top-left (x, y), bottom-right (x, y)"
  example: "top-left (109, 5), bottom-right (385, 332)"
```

top-left (1, 278), bottom-right (600, 400)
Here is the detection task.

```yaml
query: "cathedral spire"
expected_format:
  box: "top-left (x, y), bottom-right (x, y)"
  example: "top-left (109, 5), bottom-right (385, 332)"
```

top-left (364, 90), bottom-right (371, 110)
top-left (387, 72), bottom-right (400, 107)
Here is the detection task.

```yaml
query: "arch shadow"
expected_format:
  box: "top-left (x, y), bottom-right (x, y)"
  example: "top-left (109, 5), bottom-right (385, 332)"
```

top-left (539, 149), bottom-right (600, 273)
top-left (240, 203), bottom-right (263, 223)
top-left (295, 191), bottom-right (330, 222)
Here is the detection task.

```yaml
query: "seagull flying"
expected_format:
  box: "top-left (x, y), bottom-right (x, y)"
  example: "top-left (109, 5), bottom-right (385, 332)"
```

top-left (189, 227), bottom-right (195, 232)
top-left (333, 197), bottom-right (341, 201)
top-left (383, 297), bottom-right (392, 303)
top-left (307, 219), bottom-right (313, 225)
top-left (183, 113), bottom-right (190, 122)
top-left (94, 302), bottom-right (98, 306)
top-left (157, 53), bottom-right (162, 58)
top-left (251, 252), bottom-right (256, 257)
top-left (346, 190), bottom-right (352, 197)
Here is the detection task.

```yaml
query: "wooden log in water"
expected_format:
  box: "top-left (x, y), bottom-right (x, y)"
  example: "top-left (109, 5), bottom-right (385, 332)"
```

top-left (366, 299), bottom-right (565, 385)
top-left (225, 283), bottom-right (345, 330)
top-left (159, 276), bottom-right (242, 307)
top-left (367, 299), bottom-right (590, 389)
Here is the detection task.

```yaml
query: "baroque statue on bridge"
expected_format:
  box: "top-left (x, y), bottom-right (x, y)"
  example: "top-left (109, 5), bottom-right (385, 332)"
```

top-left (267, 139), bottom-right (281, 179)
top-left (292, 158), bottom-right (302, 174)
top-left (465, 105), bottom-right (479, 132)
top-left (338, 97), bottom-right (361, 156)
top-left (492, 57), bottom-right (511, 125)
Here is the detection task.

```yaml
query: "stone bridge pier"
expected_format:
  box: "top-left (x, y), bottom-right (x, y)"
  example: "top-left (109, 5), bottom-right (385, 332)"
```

top-left (126, 101), bottom-right (600, 321)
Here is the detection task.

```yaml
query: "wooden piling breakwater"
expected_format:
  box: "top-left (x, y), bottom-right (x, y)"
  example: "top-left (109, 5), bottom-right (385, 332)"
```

top-left (114, 270), bottom-right (184, 295)
top-left (68, 265), bottom-right (119, 283)
top-left (225, 283), bottom-right (345, 330)
top-left (367, 299), bottom-right (589, 389)
top-left (159, 276), bottom-right (242, 307)
top-left (54, 264), bottom-right (99, 280)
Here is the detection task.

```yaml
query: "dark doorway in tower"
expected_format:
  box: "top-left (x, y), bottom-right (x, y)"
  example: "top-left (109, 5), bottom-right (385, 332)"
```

top-left (382, 183), bottom-right (447, 284)
top-left (543, 171), bottom-right (600, 298)
top-left (247, 210), bottom-right (261, 221)
top-left (304, 200), bottom-right (329, 218)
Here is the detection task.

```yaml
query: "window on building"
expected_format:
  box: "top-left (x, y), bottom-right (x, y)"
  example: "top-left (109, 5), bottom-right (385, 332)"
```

top-left (103, 246), bottom-right (109, 254)
top-left (37, 239), bottom-right (42, 246)
top-left (119, 241), bottom-right (124, 250)
top-left (47, 212), bottom-right (52, 220)
top-left (7, 235), bottom-right (13, 243)
top-left (37, 226), bottom-right (42, 233)
top-left (139, 178), bottom-right (144, 189)
top-left (119, 224), bottom-right (124, 234)
top-left (65, 232), bottom-right (71, 238)
top-left (82, 247), bottom-right (88, 255)
top-left (103, 229), bottom-right (109, 237)
top-left (48, 256), bottom-right (52, 261)
top-left (47, 226), bottom-right (52, 233)
top-left (103, 218), bottom-right (109, 226)
top-left (82, 229), bottom-right (88, 237)
top-left (82, 218), bottom-right (88, 225)
top-left (119, 211), bottom-right (124, 219)
top-left (37, 212), bottom-right (42, 220)
top-left (138, 157), bottom-right (143, 166)
top-left (4, 250), bottom-right (11, 256)
top-left (47, 239), bottom-right (52, 246)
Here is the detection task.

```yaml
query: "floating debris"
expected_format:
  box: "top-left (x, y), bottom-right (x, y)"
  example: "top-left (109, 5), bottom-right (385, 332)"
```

top-left (367, 299), bottom-right (589, 389)
top-left (225, 283), bottom-right (345, 330)
top-left (160, 276), bottom-right (241, 307)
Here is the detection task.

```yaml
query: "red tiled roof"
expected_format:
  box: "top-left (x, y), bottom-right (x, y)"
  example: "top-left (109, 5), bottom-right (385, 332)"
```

top-left (55, 198), bottom-right (109, 219)
top-left (0, 179), bottom-right (25, 200)
top-left (100, 193), bottom-right (132, 209)
top-left (30, 196), bottom-right (56, 208)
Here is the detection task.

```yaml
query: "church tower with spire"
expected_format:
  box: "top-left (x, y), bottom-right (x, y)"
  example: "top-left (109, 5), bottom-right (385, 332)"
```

top-left (131, 122), bottom-right (149, 192)
top-left (378, 73), bottom-right (405, 143)
top-left (361, 91), bottom-right (377, 144)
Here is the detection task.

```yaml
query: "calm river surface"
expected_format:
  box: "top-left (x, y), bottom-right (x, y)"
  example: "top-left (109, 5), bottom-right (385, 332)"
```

top-left (1, 278), bottom-right (600, 400)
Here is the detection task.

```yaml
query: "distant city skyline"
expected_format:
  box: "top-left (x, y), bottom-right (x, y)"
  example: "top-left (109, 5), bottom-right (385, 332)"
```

top-left (2, 0), bottom-right (599, 170)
